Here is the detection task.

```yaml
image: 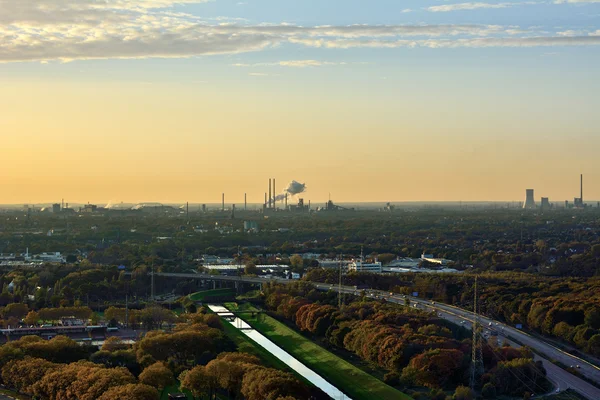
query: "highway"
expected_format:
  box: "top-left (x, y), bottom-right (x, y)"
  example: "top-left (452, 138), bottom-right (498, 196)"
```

top-left (311, 283), bottom-right (600, 400)
top-left (155, 272), bottom-right (600, 399)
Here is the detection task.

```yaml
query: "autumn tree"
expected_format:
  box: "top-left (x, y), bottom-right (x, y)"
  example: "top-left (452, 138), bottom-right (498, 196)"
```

top-left (1, 357), bottom-right (58, 395)
top-left (241, 367), bottom-right (308, 400)
top-left (101, 336), bottom-right (129, 352)
top-left (97, 384), bottom-right (159, 400)
top-left (180, 365), bottom-right (217, 399)
top-left (139, 362), bottom-right (175, 396)
top-left (24, 311), bottom-right (40, 326)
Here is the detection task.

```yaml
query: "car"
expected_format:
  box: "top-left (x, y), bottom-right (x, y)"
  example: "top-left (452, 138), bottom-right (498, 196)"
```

top-left (460, 320), bottom-right (466, 324)
top-left (576, 365), bottom-right (580, 369)
top-left (438, 313), bottom-right (443, 317)
top-left (389, 292), bottom-right (393, 296)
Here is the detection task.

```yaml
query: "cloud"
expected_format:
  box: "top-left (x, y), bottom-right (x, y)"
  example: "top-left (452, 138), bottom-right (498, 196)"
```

top-left (428, 2), bottom-right (515, 12)
top-left (248, 72), bottom-right (268, 76)
top-left (557, 29), bottom-right (584, 36)
top-left (554, 0), bottom-right (600, 3)
top-left (233, 60), bottom-right (341, 68)
top-left (292, 36), bottom-right (600, 49)
top-left (427, 2), bottom-right (541, 12)
top-left (0, 1), bottom-right (599, 64)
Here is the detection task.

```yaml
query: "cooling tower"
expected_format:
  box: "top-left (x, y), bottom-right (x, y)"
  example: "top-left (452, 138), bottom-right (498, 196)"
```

top-left (523, 189), bottom-right (536, 209)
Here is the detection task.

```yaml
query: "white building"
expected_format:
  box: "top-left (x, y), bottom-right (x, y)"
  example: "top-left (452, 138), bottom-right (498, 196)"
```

top-left (348, 261), bottom-right (382, 273)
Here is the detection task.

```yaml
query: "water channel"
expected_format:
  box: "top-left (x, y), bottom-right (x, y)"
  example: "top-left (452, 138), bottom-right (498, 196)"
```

top-left (207, 305), bottom-right (351, 400)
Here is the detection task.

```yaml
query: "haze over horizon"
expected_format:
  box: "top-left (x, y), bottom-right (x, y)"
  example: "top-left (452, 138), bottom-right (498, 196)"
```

top-left (1, 0), bottom-right (599, 204)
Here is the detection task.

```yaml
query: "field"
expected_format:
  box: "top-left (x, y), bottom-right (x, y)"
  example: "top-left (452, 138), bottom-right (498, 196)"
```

top-left (188, 288), bottom-right (235, 302)
top-left (225, 302), bottom-right (412, 400)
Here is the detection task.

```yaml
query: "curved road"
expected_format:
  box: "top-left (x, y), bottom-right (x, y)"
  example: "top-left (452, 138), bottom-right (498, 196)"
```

top-left (156, 272), bottom-right (600, 399)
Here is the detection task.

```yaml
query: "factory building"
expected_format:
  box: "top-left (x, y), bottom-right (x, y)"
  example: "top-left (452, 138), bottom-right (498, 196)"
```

top-left (347, 261), bottom-right (382, 273)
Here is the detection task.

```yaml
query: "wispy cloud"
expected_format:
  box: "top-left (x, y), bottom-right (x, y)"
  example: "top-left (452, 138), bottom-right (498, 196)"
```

top-left (233, 60), bottom-right (344, 68)
top-left (292, 36), bottom-right (600, 49)
top-left (554, 0), bottom-right (600, 3)
top-left (428, 2), bottom-right (540, 12)
top-left (0, 0), bottom-right (599, 64)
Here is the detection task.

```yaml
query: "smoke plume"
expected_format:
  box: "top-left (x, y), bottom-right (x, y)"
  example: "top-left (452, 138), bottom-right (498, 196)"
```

top-left (273, 180), bottom-right (307, 201)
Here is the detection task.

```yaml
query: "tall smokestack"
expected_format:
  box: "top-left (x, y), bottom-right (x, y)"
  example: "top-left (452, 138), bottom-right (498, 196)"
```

top-left (581, 174), bottom-right (583, 203)
top-left (285, 193), bottom-right (288, 209)
top-left (273, 178), bottom-right (276, 209)
top-left (244, 193), bottom-right (247, 210)
top-left (222, 193), bottom-right (225, 212)
top-left (269, 179), bottom-right (272, 209)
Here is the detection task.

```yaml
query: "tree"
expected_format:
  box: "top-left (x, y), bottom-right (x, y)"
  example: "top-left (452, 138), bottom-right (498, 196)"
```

top-left (3, 303), bottom-right (29, 320)
top-left (139, 362), bottom-right (175, 396)
top-left (289, 255), bottom-right (304, 274)
top-left (24, 311), bottom-right (40, 326)
top-left (241, 367), bottom-right (308, 400)
top-left (101, 336), bottom-right (129, 352)
top-left (453, 386), bottom-right (474, 400)
top-left (68, 365), bottom-right (136, 400)
top-left (481, 383), bottom-right (497, 399)
top-left (584, 307), bottom-right (600, 329)
top-left (97, 384), bottom-right (159, 400)
top-left (180, 366), bottom-right (216, 399)
top-left (244, 263), bottom-right (259, 275)
top-left (1, 357), bottom-right (58, 395)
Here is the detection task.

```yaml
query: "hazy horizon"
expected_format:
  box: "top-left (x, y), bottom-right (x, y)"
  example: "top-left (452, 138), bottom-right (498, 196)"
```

top-left (1, 0), bottom-right (599, 204)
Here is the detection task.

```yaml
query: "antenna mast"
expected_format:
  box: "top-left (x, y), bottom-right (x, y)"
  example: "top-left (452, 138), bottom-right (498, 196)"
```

top-left (470, 276), bottom-right (484, 392)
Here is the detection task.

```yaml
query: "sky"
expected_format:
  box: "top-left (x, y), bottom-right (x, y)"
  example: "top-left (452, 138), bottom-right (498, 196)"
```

top-left (1, 0), bottom-right (599, 205)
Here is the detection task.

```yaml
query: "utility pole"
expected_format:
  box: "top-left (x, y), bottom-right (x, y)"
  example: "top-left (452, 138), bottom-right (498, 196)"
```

top-left (470, 276), bottom-right (484, 392)
top-left (151, 262), bottom-right (155, 302)
top-left (338, 254), bottom-right (344, 309)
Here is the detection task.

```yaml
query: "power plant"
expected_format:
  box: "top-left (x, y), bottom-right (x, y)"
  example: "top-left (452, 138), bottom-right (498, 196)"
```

top-left (574, 174), bottom-right (584, 208)
top-left (524, 174), bottom-right (588, 210)
top-left (523, 189), bottom-right (536, 209)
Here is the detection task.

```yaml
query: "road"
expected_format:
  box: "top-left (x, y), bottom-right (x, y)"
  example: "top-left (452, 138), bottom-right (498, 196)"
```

top-left (155, 272), bottom-right (600, 399)
top-left (312, 283), bottom-right (600, 400)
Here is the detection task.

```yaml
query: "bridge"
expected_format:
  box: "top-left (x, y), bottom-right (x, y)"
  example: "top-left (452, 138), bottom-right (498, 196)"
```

top-left (149, 272), bottom-right (600, 399)
top-left (149, 272), bottom-right (288, 290)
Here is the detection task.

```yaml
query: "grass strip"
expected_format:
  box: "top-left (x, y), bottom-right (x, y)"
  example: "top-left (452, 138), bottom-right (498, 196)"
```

top-left (225, 302), bottom-right (411, 400)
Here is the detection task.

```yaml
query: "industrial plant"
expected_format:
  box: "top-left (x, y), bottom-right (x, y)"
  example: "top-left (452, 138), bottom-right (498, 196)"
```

top-left (523, 174), bottom-right (588, 210)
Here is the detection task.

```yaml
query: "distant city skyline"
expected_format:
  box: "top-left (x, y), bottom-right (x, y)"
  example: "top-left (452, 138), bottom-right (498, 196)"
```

top-left (1, 0), bottom-right (599, 204)
top-left (1, 173), bottom-right (596, 206)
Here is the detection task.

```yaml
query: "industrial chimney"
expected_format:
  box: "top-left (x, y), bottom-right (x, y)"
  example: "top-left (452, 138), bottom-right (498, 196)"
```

top-left (581, 174), bottom-right (583, 204)
top-left (268, 179), bottom-right (272, 209)
top-left (523, 189), bottom-right (536, 209)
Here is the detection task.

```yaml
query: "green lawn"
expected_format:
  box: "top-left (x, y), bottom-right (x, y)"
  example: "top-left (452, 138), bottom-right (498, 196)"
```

top-left (0, 388), bottom-right (29, 400)
top-left (225, 303), bottom-right (411, 400)
top-left (220, 316), bottom-right (293, 372)
top-left (188, 288), bottom-right (235, 302)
